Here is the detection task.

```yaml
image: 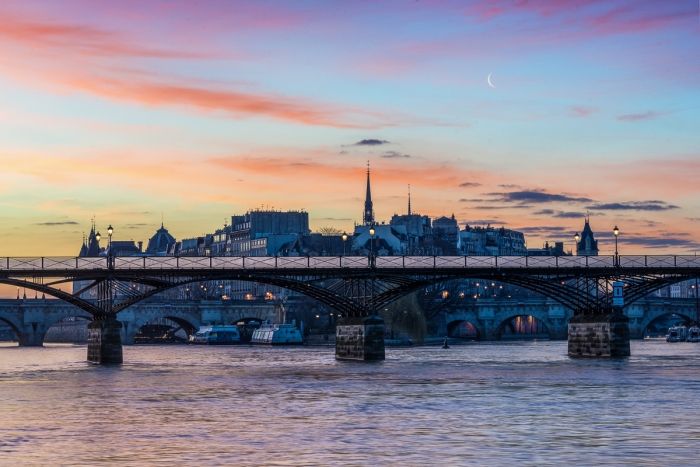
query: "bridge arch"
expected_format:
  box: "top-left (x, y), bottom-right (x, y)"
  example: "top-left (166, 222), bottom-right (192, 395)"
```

top-left (494, 308), bottom-right (554, 340)
top-left (121, 308), bottom-right (201, 345)
top-left (0, 279), bottom-right (102, 314)
top-left (620, 275), bottom-right (700, 307)
top-left (640, 310), bottom-right (695, 337)
top-left (43, 308), bottom-right (93, 331)
top-left (0, 313), bottom-right (22, 343)
top-left (372, 275), bottom-right (581, 318)
top-left (43, 314), bottom-right (92, 344)
top-left (446, 319), bottom-right (480, 340)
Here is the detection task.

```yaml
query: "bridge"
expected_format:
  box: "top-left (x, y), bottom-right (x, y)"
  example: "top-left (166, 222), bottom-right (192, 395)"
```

top-left (1, 254), bottom-right (699, 363)
top-left (0, 298), bottom-right (278, 346)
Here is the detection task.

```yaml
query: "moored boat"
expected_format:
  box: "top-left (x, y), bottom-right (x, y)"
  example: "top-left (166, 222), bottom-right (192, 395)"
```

top-left (666, 325), bottom-right (688, 343)
top-left (189, 325), bottom-right (241, 345)
top-left (687, 326), bottom-right (700, 343)
top-left (251, 323), bottom-right (303, 345)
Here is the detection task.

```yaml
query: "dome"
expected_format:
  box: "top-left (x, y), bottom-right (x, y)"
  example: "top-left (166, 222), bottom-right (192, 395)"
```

top-left (146, 224), bottom-right (176, 255)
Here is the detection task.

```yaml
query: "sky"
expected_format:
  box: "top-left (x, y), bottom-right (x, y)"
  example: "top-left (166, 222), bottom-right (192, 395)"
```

top-left (0, 0), bottom-right (699, 256)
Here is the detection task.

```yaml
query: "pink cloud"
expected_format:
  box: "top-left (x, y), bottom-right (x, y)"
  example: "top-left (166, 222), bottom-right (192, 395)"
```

top-left (570, 106), bottom-right (597, 117)
top-left (0, 10), bottom-right (211, 59)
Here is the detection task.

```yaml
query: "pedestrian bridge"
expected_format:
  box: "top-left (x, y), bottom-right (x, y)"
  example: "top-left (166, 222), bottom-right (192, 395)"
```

top-left (2, 254), bottom-right (699, 270)
top-left (1, 254), bottom-right (698, 363)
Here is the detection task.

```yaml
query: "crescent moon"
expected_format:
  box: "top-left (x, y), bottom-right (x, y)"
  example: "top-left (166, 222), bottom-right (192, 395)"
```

top-left (487, 73), bottom-right (496, 89)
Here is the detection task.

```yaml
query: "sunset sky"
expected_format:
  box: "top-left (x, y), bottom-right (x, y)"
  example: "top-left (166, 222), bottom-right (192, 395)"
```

top-left (0, 0), bottom-right (699, 256)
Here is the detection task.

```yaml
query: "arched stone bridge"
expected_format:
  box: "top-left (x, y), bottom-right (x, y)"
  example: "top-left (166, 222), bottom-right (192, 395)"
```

top-left (0, 299), bottom-right (277, 346)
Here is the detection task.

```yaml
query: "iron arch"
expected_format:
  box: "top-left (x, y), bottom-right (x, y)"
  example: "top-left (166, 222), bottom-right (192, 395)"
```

top-left (368, 274), bottom-right (587, 315)
top-left (0, 278), bottom-right (102, 315)
top-left (100, 274), bottom-right (367, 317)
top-left (622, 275), bottom-right (699, 306)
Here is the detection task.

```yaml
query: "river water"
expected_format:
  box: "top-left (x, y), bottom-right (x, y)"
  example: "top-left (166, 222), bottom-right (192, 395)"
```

top-left (1, 340), bottom-right (699, 466)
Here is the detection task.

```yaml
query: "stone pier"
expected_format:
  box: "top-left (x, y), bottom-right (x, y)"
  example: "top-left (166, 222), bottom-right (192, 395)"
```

top-left (87, 319), bottom-right (123, 364)
top-left (568, 310), bottom-right (630, 358)
top-left (335, 316), bottom-right (385, 361)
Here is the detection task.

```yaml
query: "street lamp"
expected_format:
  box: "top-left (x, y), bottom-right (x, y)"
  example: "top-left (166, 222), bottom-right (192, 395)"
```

top-left (107, 224), bottom-right (113, 249)
top-left (369, 226), bottom-right (376, 266)
top-left (341, 232), bottom-right (348, 256)
top-left (613, 225), bottom-right (620, 266)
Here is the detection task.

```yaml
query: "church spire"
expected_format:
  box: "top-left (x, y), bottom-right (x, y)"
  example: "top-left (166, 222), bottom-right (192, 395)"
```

top-left (363, 161), bottom-right (375, 225)
top-left (407, 184), bottom-right (412, 216)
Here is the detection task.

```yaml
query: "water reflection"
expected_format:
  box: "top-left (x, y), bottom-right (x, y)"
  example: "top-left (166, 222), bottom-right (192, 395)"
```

top-left (1, 341), bottom-right (700, 465)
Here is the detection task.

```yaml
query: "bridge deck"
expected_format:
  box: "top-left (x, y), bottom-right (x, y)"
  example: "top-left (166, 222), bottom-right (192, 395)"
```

top-left (1, 255), bottom-right (699, 271)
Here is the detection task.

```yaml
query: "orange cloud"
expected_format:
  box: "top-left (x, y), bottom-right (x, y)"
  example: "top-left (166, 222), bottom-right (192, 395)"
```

top-left (0, 9), bottom-right (399, 128)
top-left (67, 75), bottom-right (375, 128)
top-left (0, 9), bottom-right (209, 59)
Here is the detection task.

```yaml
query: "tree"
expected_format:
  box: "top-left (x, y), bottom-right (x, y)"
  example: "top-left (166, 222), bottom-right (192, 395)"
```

top-left (317, 226), bottom-right (343, 236)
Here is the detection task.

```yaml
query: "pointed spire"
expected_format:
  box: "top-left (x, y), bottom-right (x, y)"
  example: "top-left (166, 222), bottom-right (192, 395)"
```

top-left (363, 161), bottom-right (374, 225)
top-left (408, 184), bottom-right (412, 216)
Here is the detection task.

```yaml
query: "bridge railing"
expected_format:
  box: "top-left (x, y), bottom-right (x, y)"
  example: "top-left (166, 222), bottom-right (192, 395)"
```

top-left (1, 255), bottom-right (700, 270)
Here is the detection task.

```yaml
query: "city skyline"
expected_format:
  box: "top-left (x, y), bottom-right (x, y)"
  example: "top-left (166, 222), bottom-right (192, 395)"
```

top-left (1, 1), bottom-right (699, 255)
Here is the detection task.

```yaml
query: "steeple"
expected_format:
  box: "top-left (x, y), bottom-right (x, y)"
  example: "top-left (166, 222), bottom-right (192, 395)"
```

top-left (576, 217), bottom-right (599, 256)
top-left (85, 220), bottom-right (101, 256)
top-left (79, 233), bottom-right (88, 257)
top-left (363, 161), bottom-right (374, 225)
top-left (407, 184), bottom-right (412, 216)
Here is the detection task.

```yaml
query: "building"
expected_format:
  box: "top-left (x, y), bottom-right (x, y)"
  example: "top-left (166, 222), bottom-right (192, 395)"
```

top-left (527, 241), bottom-right (567, 256)
top-left (576, 217), bottom-right (599, 256)
top-left (228, 210), bottom-right (310, 256)
top-left (432, 215), bottom-right (460, 255)
top-left (460, 225), bottom-right (527, 256)
top-left (145, 223), bottom-right (176, 255)
top-left (79, 221), bottom-right (102, 257)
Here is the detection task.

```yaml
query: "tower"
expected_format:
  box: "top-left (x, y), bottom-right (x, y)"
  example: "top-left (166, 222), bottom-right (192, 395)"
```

top-left (576, 216), bottom-right (599, 256)
top-left (363, 161), bottom-right (375, 226)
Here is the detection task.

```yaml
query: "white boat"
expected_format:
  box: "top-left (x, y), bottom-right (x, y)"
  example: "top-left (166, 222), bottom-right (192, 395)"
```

top-left (189, 325), bottom-right (241, 345)
top-left (687, 326), bottom-right (700, 343)
top-left (666, 325), bottom-right (688, 343)
top-left (251, 323), bottom-right (303, 345)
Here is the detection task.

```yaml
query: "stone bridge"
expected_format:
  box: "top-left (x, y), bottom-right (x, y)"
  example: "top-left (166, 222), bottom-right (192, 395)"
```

top-left (438, 297), bottom-right (698, 341)
top-left (0, 299), bottom-right (278, 346)
top-left (3, 296), bottom-right (696, 346)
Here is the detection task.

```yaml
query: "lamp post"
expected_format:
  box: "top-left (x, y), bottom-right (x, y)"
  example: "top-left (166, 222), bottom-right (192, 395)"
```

top-left (574, 232), bottom-right (580, 256)
top-left (106, 224), bottom-right (114, 269)
top-left (341, 232), bottom-right (348, 256)
top-left (613, 225), bottom-right (620, 266)
top-left (107, 224), bottom-right (113, 249)
top-left (368, 226), bottom-right (376, 315)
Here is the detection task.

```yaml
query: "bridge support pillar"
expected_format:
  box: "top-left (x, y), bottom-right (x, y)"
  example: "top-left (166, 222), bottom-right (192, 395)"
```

top-left (87, 318), bottom-right (123, 364)
top-left (18, 324), bottom-right (46, 347)
top-left (336, 316), bottom-right (385, 361)
top-left (568, 310), bottom-right (630, 358)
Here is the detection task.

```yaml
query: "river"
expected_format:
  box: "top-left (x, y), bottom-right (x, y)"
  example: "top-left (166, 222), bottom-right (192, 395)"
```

top-left (1, 340), bottom-right (699, 466)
